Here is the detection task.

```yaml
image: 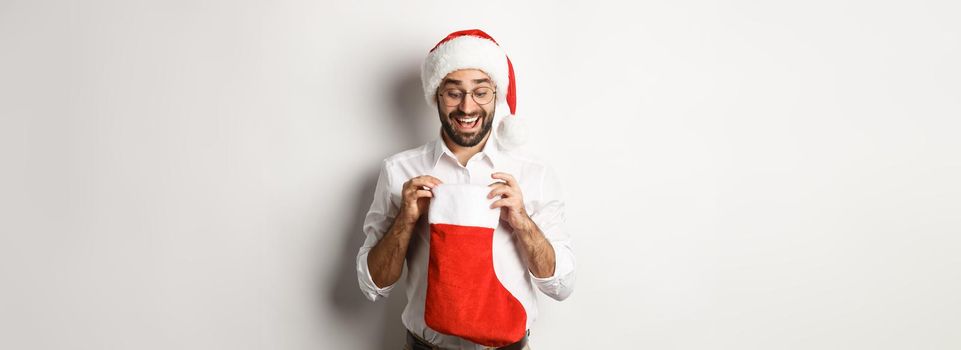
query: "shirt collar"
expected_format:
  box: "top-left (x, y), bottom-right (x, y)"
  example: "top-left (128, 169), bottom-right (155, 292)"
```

top-left (431, 132), bottom-right (503, 169)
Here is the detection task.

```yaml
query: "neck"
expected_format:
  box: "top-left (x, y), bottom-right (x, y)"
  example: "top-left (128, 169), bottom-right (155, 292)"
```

top-left (441, 131), bottom-right (491, 167)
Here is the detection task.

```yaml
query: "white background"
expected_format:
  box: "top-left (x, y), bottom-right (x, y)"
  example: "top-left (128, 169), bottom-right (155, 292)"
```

top-left (2, 1), bottom-right (959, 349)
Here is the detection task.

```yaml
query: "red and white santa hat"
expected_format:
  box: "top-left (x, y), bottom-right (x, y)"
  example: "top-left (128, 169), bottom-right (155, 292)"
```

top-left (421, 29), bottom-right (529, 150)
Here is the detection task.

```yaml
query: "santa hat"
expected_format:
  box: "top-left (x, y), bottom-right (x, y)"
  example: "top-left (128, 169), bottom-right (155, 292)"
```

top-left (421, 29), bottom-right (528, 150)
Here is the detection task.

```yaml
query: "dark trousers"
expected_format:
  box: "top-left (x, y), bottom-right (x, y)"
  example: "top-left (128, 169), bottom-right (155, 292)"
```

top-left (404, 329), bottom-right (530, 350)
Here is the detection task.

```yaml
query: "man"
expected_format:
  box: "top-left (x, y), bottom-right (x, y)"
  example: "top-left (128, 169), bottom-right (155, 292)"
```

top-left (356, 29), bottom-right (576, 350)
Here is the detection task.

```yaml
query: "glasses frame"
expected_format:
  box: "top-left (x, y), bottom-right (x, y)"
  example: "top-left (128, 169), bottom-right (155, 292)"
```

top-left (436, 87), bottom-right (497, 107)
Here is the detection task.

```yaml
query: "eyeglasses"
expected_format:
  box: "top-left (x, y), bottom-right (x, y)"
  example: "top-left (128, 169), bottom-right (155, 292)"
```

top-left (437, 87), bottom-right (496, 106)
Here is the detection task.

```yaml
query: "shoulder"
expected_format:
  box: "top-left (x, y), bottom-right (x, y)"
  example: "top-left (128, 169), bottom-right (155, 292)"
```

top-left (382, 142), bottom-right (433, 170)
top-left (499, 148), bottom-right (553, 179)
top-left (376, 142), bottom-right (437, 188)
top-left (498, 149), bottom-right (566, 203)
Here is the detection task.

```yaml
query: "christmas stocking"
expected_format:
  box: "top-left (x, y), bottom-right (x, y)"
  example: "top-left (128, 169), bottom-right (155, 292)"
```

top-left (424, 183), bottom-right (527, 347)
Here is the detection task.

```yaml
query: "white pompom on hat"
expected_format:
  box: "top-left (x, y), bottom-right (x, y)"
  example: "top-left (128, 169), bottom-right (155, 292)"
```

top-left (421, 29), bottom-right (528, 150)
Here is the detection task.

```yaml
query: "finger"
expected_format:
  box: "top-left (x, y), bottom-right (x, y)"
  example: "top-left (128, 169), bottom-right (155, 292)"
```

top-left (487, 181), bottom-right (508, 190)
top-left (405, 182), bottom-right (435, 195)
top-left (411, 176), bottom-right (442, 189)
top-left (413, 189), bottom-right (433, 199)
top-left (489, 198), bottom-right (515, 210)
top-left (422, 175), bottom-right (444, 186)
top-left (488, 178), bottom-right (508, 186)
top-left (491, 172), bottom-right (517, 188)
top-left (409, 176), bottom-right (442, 189)
top-left (487, 185), bottom-right (513, 199)
top-left (407, 177), bottom-right (431, 188)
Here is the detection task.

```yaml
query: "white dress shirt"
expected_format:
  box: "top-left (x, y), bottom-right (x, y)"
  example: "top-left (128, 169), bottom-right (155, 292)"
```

top-left (356, 136), bottom-right (576, 349)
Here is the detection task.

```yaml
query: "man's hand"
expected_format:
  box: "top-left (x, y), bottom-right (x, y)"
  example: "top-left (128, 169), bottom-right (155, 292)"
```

top-left (368, 174), bottom-right (443, 289)
top-left (488, 172), bottom-right (556, 278)
top-left (399, 175), bottom-right (443, 224)
top-left (488, 172), bottom-right (535, 234)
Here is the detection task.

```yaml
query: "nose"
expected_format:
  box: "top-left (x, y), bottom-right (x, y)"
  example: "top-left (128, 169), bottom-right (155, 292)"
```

top-left (457, 93), bottom-right (480, 114)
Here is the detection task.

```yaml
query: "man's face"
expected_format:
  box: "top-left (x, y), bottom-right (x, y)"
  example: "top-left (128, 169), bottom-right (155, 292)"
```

top-left (436, 69), bottom-right (497, 147)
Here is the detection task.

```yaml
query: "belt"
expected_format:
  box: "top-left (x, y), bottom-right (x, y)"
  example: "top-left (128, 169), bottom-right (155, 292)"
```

top-left (406, 329), bottom-right (529, 350)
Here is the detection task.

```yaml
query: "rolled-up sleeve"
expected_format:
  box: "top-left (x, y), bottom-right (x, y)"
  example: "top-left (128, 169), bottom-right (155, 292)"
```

top-left (356, 160), bottom-right (398, 302)
top-left (527, 165), bottom-right (576, 301)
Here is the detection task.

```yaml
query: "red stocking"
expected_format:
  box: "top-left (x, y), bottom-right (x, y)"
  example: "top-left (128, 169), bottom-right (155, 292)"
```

top-left (424, 184), bottom-right (527, 347)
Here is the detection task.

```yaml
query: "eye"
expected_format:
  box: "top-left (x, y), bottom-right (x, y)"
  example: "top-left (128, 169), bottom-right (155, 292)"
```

top-left (445, 90), bottom-right (464, 99)
top-left (473, 90), bottom-right (489, 98)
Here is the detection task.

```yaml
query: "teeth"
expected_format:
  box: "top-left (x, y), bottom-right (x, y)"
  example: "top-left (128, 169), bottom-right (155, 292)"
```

top-left (457, 117), bottom-right (479, 123)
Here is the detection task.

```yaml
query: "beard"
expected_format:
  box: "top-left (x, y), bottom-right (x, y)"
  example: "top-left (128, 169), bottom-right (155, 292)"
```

top-left (439, 105), bottom-right (495, 147)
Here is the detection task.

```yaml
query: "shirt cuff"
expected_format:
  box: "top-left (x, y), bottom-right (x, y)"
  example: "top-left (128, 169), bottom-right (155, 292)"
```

top-left (356, 249), bottom-right (395, 301)
top-left (527, 241), bottom-right (575, 301)
top-left (529, 267), bottom-right (558, 282)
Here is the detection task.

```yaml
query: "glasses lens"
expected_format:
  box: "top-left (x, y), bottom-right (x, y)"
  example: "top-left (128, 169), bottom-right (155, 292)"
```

top-left (472, 87), bottom-right (494, 105)
top-left (441, 89), bottom-right (464, 106)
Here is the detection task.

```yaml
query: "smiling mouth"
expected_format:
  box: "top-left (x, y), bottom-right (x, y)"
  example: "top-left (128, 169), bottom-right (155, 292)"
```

top-left (453, 115), bottom-right (481, 130)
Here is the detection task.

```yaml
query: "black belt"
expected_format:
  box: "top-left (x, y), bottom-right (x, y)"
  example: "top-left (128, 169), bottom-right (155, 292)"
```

top-left (406, 330), bottom-right (529, 350)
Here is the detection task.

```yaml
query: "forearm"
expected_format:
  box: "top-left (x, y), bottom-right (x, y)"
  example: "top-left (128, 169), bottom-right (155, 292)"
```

top-left (367, 216), bottom-right (416, 288)
top-left (514, 218), bottom-right (556, 278)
